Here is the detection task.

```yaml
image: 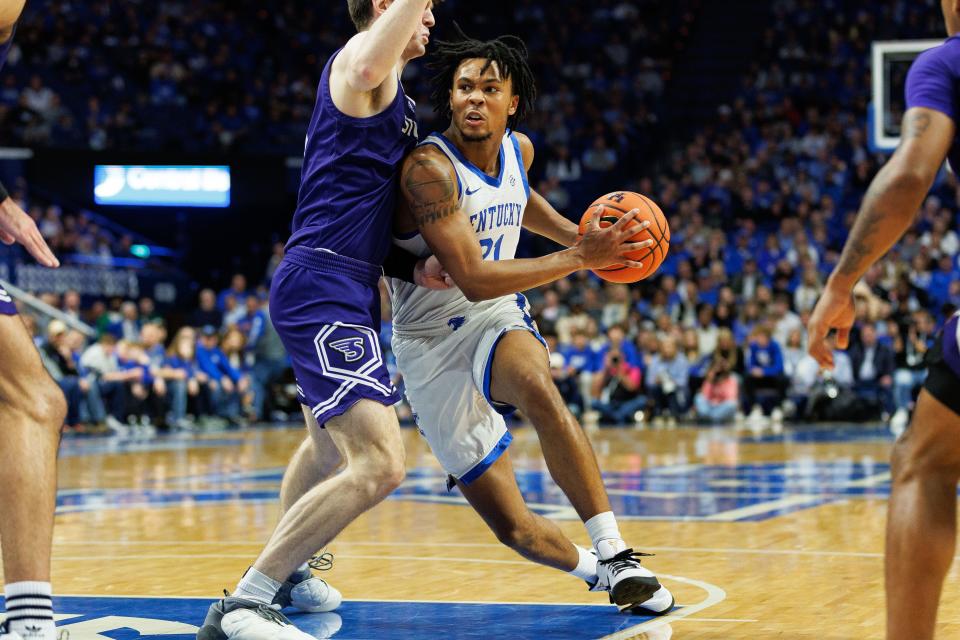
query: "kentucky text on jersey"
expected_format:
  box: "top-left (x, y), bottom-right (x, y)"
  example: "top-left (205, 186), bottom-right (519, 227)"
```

top-left (471, 202), bottom-right (524, 233)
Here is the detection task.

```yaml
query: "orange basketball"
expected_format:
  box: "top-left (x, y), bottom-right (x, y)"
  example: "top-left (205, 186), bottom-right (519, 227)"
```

top-left (576, 191), bottom-right (670, 283)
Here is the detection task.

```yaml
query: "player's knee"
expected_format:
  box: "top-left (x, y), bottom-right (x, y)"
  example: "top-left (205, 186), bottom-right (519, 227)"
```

top-left (32, 380), bottom-right (67, 431)
top-left (349, 446), bottom-right (405, 501)
top-left (891, 427), bottom-right (960, 484)
top-left (510, 370), bottom-right (561, 413)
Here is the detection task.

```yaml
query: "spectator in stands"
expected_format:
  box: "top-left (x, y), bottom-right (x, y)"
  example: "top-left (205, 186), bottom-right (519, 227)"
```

top-left (196, 325), bottom-right (247, 424)
top-left (118, 300), bottom-right (140, 342)
top-left (247, 299), bottom-right (291, 422)
top-left (645, 336), bottom-right (689, 423)
top-left (793, 266), bottom-right (822, 314)
top-left (694, 303), bottom-right (719, 358)
top-left (850, 324), bottom-right (895, 420)
top-left (549, 348), bottom-right (584, 418)
top-left (79, 333), bottom-right (133, 432)
top-left (139, 297), bottom-right (162, 324)
top-left (591, 347), bottom-right (645, 426)
top-left (744, 325), bottom-right (786, 415)
top-left (694, 356), bottom-right (740, 424)
top-left (164, 326), bottom-right (213, 427)
top-left (61, 289), bottom-right (81, 321)
top-left (265, 242), bottom-right (285, 284)
top-left (770, 293), bottom-right (803, 348)
top-left (188, 288), bottom-right (222, 328)
top-left (116, 340), bottom-right (164, 429)
top-left (38, 320), bottom-right (83, 430)
top-left (217, 273), bottom-right (248, 311)
top-left (893, 310), bottom-right (935, 419)
top-left (221, 327), bottom-right (255, 420)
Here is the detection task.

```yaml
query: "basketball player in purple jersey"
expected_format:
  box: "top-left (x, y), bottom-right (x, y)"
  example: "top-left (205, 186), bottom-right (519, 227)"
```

top-left (0, 3), bottom-right (68, 640)
top-left (808, 3), bottom-right (960, 638)
top-left (197, 3), bottom-right (443, 639)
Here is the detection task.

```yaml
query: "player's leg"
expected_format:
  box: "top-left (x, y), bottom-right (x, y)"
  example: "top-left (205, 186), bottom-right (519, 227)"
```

top-left (886, 387), bottom-right (960, 640)
top-left (487, 329), bottom-right (673, 611)
top-left (269, 408), bottom-right (345, 613)
top-left (279, 412), bottom-right (343, 515)
top-left (489, 330), bottom-right (611, 522)
top-left (457, 449), bottom-right (586, 572)
top-left (199, 399), bottom-right (403, 640)
top-left (0, 314), bottom-right (67, 640)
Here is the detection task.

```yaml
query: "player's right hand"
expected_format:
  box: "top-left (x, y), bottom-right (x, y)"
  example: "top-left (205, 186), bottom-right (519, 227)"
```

top-left (0, 196), bottom-right (60, 268)
top-left (806, 280), bottom-right (856, 369)
top-left (414, 254), bottom-right (455, 290)
top-left (574, 207), bottom-right (652, 270)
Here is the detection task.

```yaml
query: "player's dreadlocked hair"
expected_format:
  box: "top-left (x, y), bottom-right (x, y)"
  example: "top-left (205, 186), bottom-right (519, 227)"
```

top-left (428, 24), bottom-right (537, 128)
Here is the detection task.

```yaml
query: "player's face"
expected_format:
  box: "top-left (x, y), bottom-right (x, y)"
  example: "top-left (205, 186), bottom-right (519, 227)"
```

top-left (450, 59), bottom-right (520, 142)
top-left (399, 1), bottom-right (435, 60)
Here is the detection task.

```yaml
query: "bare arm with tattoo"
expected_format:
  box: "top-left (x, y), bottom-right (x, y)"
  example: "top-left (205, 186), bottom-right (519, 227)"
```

top-left (807, 107), bottom-right (955, 367)
top-left (399, 145), bottom-right (651, 302)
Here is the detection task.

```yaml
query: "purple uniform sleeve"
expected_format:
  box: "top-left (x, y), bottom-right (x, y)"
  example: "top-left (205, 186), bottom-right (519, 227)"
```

top-left (905, 44), bottom-right (957, 122)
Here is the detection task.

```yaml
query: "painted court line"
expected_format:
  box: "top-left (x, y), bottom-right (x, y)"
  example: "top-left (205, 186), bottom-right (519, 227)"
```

top-left (597, 573), bottom-right (727, 640)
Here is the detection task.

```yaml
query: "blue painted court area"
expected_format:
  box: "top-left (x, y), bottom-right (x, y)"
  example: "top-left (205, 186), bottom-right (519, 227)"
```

top-left (3, 596), bottom-right (658, 640)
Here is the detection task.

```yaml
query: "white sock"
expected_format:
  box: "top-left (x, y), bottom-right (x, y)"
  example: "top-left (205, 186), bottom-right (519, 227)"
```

top-left (568, 545), bottom-right (599, 582)
top-left (585, 511), bottom-right (626, 560)
top-left (233, 567), bottom-right (282, 605)
top-left (4, 581), bottom-right (55, 640)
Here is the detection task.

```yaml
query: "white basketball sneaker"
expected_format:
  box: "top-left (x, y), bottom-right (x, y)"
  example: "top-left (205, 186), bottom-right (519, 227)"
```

top-left (197, 595), bottom-right (315, 640)
top-left (590, 549), bottom-right (675, 614)
top-left (273, 554), bottom-right (342, 613)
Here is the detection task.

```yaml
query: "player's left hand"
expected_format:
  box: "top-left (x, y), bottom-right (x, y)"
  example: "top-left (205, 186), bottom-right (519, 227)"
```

top-left (0, 196), bottom-right (60, 268)
top-left (415, 254), bottom-right (455, 290)
top-left (806, 280), bottom-right (857, 369)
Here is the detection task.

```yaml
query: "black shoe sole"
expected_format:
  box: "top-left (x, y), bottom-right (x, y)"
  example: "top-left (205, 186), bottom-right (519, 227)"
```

top-left (629, 594), bottom-right (675, 617)
top-left (610, 576), bottom-right (661, 608)
top-left (197, 624), bottom-right (227, 640)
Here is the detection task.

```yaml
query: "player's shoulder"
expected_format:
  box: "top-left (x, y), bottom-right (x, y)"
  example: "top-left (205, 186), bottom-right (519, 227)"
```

top-left (401, 142), bottom-right (456, 181)
top-left (911, 37), bottom-right (959, 76)
top-left (510, 130), bottom-right (534, 170)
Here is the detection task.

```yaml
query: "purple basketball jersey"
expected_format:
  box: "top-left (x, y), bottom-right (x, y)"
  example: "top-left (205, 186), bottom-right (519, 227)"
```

top-left (905, 35), bottom-right (960, 170)
top-left (286, 49), bottom-right (419, 265)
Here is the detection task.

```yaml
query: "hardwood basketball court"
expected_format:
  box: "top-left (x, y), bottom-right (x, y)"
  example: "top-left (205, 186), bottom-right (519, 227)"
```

top-left (3, 422), bottom-right (955, 639)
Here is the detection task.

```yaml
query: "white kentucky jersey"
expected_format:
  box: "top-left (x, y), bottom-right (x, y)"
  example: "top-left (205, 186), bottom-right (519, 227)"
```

top-left (389, 130), bottom-right (530, 332)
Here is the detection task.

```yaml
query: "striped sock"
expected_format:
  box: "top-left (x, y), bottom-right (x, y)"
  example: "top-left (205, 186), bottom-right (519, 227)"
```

top-left (3, 582), bottom-right (55, 640)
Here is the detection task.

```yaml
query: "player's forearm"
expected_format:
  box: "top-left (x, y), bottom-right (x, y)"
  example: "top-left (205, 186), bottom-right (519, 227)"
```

top-left (0, 0), bottom-right (25, 39)
top-left (829, 163), bottom-right (931, 290)
top-left (348, 0), bottom-right (429, 89)
top-left (454, 249), bottom-right (584, 302)
top-left (523, 191), bottom-right (579, 247)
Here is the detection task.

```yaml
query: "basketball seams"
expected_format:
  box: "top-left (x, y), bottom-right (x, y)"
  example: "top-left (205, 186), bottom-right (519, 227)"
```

top-left (595, 199), bottom-right (667, 277)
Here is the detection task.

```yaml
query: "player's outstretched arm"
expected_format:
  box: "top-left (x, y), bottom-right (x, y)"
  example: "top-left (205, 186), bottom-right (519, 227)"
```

top-left (807, 106), bottom-right (954, 367)
top-left (513, 132), bottom-right (579, 247)
top-left (400, 146), bottom-right (650, 302)
top-left (338, 0), bottom-right (435, 93)
top-left (0, 0), bottom-right (25, 41)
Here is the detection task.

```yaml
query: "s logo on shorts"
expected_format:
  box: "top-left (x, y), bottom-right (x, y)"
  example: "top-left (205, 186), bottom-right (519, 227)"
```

top-left (329, 337), bottom-right (365, 362)
top-left (313, 322), bottom-right (391, 395)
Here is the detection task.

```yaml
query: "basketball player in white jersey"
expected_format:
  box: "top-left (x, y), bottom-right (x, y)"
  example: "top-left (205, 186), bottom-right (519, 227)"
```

top-left (390, 29), bottom-right (674, 614)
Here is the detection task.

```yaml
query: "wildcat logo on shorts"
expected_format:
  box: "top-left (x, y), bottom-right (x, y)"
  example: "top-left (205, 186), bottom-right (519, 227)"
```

top-left (329, 337), bottom-right (365, 363)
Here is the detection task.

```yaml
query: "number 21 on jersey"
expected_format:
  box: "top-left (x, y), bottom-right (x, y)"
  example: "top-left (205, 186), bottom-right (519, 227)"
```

top-left (480, 235), bottom-right (504, 260)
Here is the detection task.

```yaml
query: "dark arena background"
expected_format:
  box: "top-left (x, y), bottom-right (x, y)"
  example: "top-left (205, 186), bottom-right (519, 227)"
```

top-left (0, 1), bottom-right (957, 639)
